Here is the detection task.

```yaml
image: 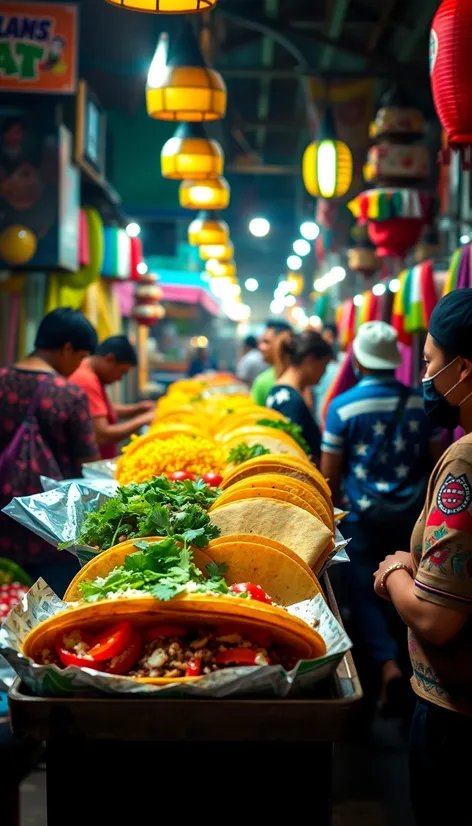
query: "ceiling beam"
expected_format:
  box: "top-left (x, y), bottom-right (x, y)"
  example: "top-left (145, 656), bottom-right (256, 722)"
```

top-left (320, 0), bottom-right (352, 71)
top-left (397, 3), bottom-right (437, 63)
top-left (218, 65), bottom-right (427, 83)
top-left (227, 163), bottom-right (299, 175)
top-left (367, 0), bottom-right (397, 52)
top-left (242, 119), bottom-right (305, 131)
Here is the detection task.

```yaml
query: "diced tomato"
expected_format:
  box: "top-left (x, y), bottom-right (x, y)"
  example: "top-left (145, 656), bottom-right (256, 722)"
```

top-left (214, 648), bottom-right (269, 666)
top-left (88, 622), bottom-right (132, 662)
top-left (105, 632), bottom-right (142, 676)
top-left (168, 471), bottom-right (195, 482)
top-left (229, 583), bottom-right (272, 604)
top-left (185, 657), bottom-right (202, 677)
top-left (142, 624), bottom-right (187, 643)
top-left (201, 472), bottom-right (223, 487)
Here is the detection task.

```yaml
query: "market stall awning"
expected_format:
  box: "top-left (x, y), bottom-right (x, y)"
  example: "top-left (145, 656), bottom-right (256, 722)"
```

top-left (152, 269), bottom-right (221, 317)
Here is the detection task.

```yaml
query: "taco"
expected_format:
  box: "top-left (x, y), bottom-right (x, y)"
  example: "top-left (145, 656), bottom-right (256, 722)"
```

top-left (223, 425), bottom-right (306, 454)
top-left (222, 454), bottom-right (332, 506)
top-left (209, 499), bottom-right (332, 570)
top-left (64, 537), bottom-right (214, 602)
top-left (207, 536), bottom-right (323, 604)
top-left (209, 486), bottom-right (320, 521)
top-left (213, 473), bottom-right (334, 529)
top-left (216, 409), bottom-right (287, 440)
top-left (23, 594), bottom-right (327, 684)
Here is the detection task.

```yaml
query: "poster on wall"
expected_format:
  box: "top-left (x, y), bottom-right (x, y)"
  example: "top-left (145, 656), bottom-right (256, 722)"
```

top-left (0, 2), bottom-right (78, 94)
top-left (0, 106), bottom-right (78, 271)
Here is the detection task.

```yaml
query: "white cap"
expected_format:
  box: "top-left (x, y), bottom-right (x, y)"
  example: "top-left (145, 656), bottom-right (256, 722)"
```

top-left (353, 321), bottom-right (402, 370)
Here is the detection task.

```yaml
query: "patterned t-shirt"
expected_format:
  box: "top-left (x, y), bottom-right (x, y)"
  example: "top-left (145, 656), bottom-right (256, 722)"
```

top-left (0, 368), bottom-right (98, 565)
top-left (410, 434), bottom-right (472, 714)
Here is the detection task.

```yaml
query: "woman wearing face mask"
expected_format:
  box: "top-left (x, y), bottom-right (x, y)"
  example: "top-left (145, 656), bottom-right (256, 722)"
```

top-left (374, 290), bottom-right (472, 826)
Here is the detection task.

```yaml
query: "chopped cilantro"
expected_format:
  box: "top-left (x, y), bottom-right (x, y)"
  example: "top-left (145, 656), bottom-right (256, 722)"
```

top-left (256, 419), bottom-right (310, 454)
top-left (227, 443), bottom-right (271, 466)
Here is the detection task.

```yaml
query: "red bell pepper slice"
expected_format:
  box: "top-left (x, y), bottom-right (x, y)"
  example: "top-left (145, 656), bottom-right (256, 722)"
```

top-left (142, 624), bottom-right (187, 643)
top-left (216, 623), bottom-right (272, 649)
top-left (214, 648), bottom-right (270, 666)
top-left (185, 657), bottom-right (202, 677)
top-left (229, 583), bottom-right (272, 605)
top-left (105, 632), bottom-right (142, 676)
top-left (88, 622), bottom-right (132, 662)
top-left (55, 629), bottom-right (103, 670)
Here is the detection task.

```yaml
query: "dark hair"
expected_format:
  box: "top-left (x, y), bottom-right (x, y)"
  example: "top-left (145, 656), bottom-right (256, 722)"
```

top-left (280, 330), bottom-right (333, 367)
top-left (96, 335), bottom-right (137, 366)
top-left (265, 320), bottom-right (292, 335)
top-left (323, 323), bottom-right (338, 339)
top-left (35, 308), bottom-right (97, 353)
top-left (244, 335), bottom-right (258, 349)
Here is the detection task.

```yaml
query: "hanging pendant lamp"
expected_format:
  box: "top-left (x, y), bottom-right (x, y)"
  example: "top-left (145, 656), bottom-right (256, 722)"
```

top-left (303, 105), bottom-right (353, 199)
top-left (199, 240), bottom-right (234, 261)
top-left (205, 259), bottom-right (236, 279)
top-left (188, 211), bottom-right (229, 245)
top-left (180, 177), bottom-right (230, 210)
top-left (161, 122), bottom-right (224, 180)
top-left (147, 25), bottom-right (226, 122)
top-left (105, 0), bottom-right (217, 14)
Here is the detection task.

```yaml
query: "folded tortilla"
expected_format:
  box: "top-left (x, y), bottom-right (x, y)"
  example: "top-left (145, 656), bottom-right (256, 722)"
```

top-left (210, 499), bottom-right (332, 571)
top-left (222, 454), bottom-right (332, 507)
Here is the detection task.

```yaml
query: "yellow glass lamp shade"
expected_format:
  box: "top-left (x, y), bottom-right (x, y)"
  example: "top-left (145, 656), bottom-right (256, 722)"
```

top-left (287, 273), bottom-right (304, 296)
top-left (303, 138), bottom-right (353, 199)
top-left (161, 123), bottom-right (224, 180)
top-left (105, 0), bottom-right (217, 13)
top-left (205, 259), bottom-right (236, 279)
top-left (180, 177), bottom-right (230, 210)
top-left (147, 27), bottom-right (226, 122)
top-left (188, 211), bottom-right (229, 246)
top-left (0, 224), bottom-right (37, 265)
top-left (199, 240), bottom-right (233, 261)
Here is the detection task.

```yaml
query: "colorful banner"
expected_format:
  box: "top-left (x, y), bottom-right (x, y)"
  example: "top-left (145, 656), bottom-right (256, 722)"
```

top-left (0, 3), bottom-right (78, 94)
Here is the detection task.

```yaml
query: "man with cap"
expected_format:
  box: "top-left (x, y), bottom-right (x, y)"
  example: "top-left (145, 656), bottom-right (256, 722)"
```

top-left (321, 321), bottom-right (443, 713)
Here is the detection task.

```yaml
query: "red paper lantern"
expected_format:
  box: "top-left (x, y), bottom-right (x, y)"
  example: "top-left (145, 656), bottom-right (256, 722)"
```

top-left (430, 0), bottom-right (472, 166)
top-left (367, 218), bottom-right (424, 259)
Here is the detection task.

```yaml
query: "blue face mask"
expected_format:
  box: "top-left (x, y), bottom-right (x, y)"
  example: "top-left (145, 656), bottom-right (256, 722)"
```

top-left (422, 357), bottom-right (472, 430)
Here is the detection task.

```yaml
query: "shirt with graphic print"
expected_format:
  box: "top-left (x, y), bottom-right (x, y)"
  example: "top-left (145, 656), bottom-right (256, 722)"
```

top-left (322, 377), bottom-right (439, 521)
top-left (266, 385), bottom-right (321, 461)
top-left (410, 434), bottom-right (472, 714)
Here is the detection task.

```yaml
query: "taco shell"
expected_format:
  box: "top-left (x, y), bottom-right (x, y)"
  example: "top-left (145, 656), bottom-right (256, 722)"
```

top-left (222, 454), bottom-right (332, 506)
top-left (210, 499), bottom-right (332, 570)
top-left (215, 473), bottom-right (334, 529)
top-left (210, 486), bottom-right (319, 521)
top-left (22, 594), bottom-right (327, 684)
top-left (209, 534), bottom-right (319, 582)
top-left (63, 538), bottom-right (213, 603)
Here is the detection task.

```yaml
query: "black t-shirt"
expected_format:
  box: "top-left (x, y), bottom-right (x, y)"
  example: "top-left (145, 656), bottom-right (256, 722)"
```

top-left (266, 385), bottom-right (321, 461)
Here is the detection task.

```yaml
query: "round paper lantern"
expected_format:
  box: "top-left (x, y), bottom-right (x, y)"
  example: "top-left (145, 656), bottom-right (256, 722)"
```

top-left (205, 259), bottom-right (236, 279)
top-left (188, 211), bottom-right (229, 246)
top-left (132, 304), bottom-right (166, 326)
top-left (161, 123), bottom-right (224, 180)
top-left (0, 225), bottom-right (37, 265)
top-left (135, 284), bottom-right (163, 303)
top-left (368, 218), bottom-right (424, 259)
top-left (199, 240), bottom-right (233, 261)
top-left (147, 27), bottom-right (226, 122)
top-left (430, 0), bottom-right (472, 164)
top-left (180, 177), bottom-right (230, 210)
top-left (347, 247), bottom-right (379, 278)
top-left (105, 0), bottom-right (217, 13)
top-left (302, 106), bottom-right (353, 199)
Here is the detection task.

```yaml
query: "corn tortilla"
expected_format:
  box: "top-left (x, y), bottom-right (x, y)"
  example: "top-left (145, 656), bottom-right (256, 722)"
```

top-left (209, 535), bottom-right (321, 586)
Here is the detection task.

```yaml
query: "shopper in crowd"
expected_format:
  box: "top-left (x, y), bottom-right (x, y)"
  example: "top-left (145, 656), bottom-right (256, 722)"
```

top-left (187, 346), bottom-right (217, 377)
top-left (266, 330), bottom-right (332, 461)
top-left (236, 335), bottom-right (266, 388)
top-left (313, 323), bottom-right (345, 426)
top-left (251, 320), bottom-right (293, 405)
top-left (373, 291), bottom-right (472, 824)
top-left (321, 321), bottom-right (443, 713)
top-left (0, 308), bottom-right (100, 595)
top-left (70, 335), bottom-right (154, 460)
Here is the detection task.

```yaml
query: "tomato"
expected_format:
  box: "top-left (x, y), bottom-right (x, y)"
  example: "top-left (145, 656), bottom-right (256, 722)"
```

top-left (201, 472), bottom-right (223, 488)
top-left (185, 657), bottom-right (202, 677)
top-left (55, 629), bottom-right (103, 670)
top-left (229, 583), bottom-right (272, 605)
top-left (214, 648), bottom-right (270, 666)
top-left (169, 471), bottom-right (195, 482)
top-left (105, 632), bottom-right (142, 676)
top-left (142, 624), bottom-right (187, 643)
top-left (88, 622), bottom-right (132, 662)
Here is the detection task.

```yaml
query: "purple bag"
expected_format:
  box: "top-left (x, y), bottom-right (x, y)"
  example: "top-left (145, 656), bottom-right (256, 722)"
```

top-left (0, 381), bottom-right (62, 501)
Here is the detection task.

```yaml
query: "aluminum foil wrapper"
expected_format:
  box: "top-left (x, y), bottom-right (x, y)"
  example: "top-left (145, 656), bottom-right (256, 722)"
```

top-left (2, 480), bottom-right (350, 571)
top-left (0, 579), bottom-right (352, 699)
top-left (82, 459), bottom-right (117, 480)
